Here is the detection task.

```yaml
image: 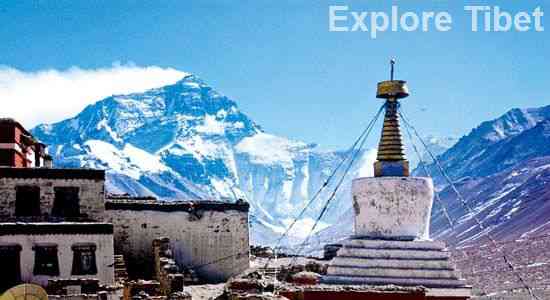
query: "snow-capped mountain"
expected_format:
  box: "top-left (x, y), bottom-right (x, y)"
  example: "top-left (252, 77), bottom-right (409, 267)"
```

top-left (420, 106), bottom-right (550, 246)
top-left (432, 155), bottom-right (550, 246)
top-left (33, 71), bottom-right (549, 248)
top-left (421, 106), bottom-right (550, 185)
top-left (311, 106), bottom-right (550, 249)
top-left (430, 117), bottom-right (550, 245)
top-left (408, 135), bottom-right (457, 170)
top-left (31, 74), bottom-right (375, 245)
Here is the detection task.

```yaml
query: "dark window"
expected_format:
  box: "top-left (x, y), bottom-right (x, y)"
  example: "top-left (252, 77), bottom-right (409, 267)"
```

top-left (0, 244), bottom-right (22, 292)
top-left (52, 187), bottom-right (80, 217)
top-left (0, 149), bottom-right (14, 167)
top-left (33, 244), bottom-right (59, 276)
top-left (15, 186), bottom-right (41, 216)
top-left (71, 243), bottom-right (97, 275)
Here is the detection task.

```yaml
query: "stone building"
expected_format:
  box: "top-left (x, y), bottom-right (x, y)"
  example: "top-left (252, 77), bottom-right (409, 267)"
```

top-left (0, 118), bottom-right (51, 168)
top-left (0, 168), bottom-right (107, 222)
top-left (0, 166), bottom-right (115, 292)
top-left (0, 223), bottom-right (114, 287)
top-left (0, 119), bottom-right (251, 294)
top-left (105, 196), bottom-right (250, 283)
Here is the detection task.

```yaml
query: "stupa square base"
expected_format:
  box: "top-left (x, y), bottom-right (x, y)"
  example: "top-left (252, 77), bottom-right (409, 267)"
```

top-left (353, 177), bottom-right (434, 240)
top-left (322, 238), bottom-right (471, 298)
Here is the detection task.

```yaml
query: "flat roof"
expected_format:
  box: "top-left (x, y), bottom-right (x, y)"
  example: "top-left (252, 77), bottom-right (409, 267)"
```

top-left (0, 222), bottom-right (113, 235)
top-left (105, 199), bottom-right (249, 213)
top-left (0, 118), bottom-right (32, 136)
top-left (0, 167), bottom-right (105, 180)
top-left (106, 194), bottom-right (158, 201)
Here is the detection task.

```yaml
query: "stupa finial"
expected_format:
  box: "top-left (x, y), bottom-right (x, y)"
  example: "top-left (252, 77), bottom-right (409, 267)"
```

top-left (374, 59), bottom-right (410, 177)
top-left (390, 58), bottom-right (395, 80)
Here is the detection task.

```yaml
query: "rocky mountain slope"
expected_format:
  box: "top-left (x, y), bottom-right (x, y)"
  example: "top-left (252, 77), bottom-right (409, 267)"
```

top-left (432, 155), bottom-right (550, 246)
top-left (425, 106), bottom-right (550, 245)
top-left (31, 74), bottom-right (373, 245)
top-left (421, 106), bottom-right (550, 184)
top-left (31, 71), bottom-right (549, 248)
top-left (309, 106), bottom-right (550, 250)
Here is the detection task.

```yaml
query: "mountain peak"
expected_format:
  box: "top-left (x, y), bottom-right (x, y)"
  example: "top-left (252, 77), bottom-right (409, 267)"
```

top-left (422, 104), bottom-right (550, 184)
top-left (30, 72), bottom-right (374, 245)
top-left (175, 74), bottom-right (207, 86)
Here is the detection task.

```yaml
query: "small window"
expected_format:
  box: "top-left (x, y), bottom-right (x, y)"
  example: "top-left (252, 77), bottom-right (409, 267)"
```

top-left (33, 244), bottom-right (59, 276)
top-left (52, 187), bottom-right (80, 218)
top-left (15, 186), bottom-right (41, 216)
top-left (71, 243), bottom-right (98, 275)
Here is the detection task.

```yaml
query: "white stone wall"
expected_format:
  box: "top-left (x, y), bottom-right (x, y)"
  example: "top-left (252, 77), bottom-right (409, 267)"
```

top-left (0, 177), bottom-right (105, 221)
top-left (105, 209), bottom-right (249, 282)
top-left (352, 177), bottom-right (434, 240)
top-left (0, 233), bottom-right (114, 286)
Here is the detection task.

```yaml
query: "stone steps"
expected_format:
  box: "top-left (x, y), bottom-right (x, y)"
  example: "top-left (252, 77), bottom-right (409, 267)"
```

top-left (328, 265), bottom-right (460, 279)
top-left (331, 256), bottom-right (453, 269)
top-left (321, 275), bottom-right (468, 288)
top-left (260, 267), bottom-right (279, 278)
top-left (337, 247), bottom-right (451, 260)
top-left (114, 254), bottom-right (128, 282)
top-left (345, 239), bottom-right (446, 251)
top-left (323, 239), bottom-right (469, 289)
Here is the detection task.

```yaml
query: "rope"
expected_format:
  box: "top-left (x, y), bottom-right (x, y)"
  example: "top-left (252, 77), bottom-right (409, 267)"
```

top-left (188, 235), bottom-right (347, 271)
top-left (179, 232), bottom-right (550, 275)
top-left (185, 105), bottom-right (539, 300)
top-left (398, 108), bottom-right (542, 300)
top-left (191, 251), bottom-right (249, 269)
top-left (289, 103), bottom-right (383, 265)
top-left (399, 112), bottom-right (454, 229)
top-left (263, 103), bottom-right (385, 269)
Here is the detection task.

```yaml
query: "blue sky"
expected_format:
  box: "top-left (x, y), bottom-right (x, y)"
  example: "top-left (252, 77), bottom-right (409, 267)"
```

top-left (0, 1), bottom-right (548, 149)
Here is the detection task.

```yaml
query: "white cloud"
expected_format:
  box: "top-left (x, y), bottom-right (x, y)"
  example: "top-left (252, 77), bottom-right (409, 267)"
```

top-left (0, 64), bottom-right (187, 128)
top-left (357, 148), bottom-right (378, 177)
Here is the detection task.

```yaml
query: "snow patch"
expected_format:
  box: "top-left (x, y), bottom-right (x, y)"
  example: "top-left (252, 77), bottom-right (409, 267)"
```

top-left (96, 119), bottom-right (123, 143)
top-left (84, 140), bottom-right (167, 179)
top-left (527, 262), bottom-right (548, 268)
top-left (235, 133), bottom-right (306, 166)
top-left (210, 177), bottom-right (241, 199)
top-left (196, 115), bottom-right (225, 135)
top-left (123, 143), bottom-right (167, 173)
top-left (281, 218), bottom-right (330, 239)
top-left (357, 148), bottom-right (377, 177)
top-left (171, 136), bottom-right (226, 160)
top-left (182, 81), bottom-right (200, 89)
top-left (69, 119), bottom-right (80, 130)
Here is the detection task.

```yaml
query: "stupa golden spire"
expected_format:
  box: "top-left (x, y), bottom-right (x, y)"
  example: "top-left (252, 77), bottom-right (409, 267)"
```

top-left (374, 59), bottom-right (410, 177)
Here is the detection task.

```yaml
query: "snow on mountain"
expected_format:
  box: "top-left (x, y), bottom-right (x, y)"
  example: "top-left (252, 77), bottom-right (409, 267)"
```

top-left (310, 106), bottom-right (550, 250)
top-left (408, 135), bottom-right (457, 169)
top-left (84, 140), bottom-right (168, 179)
top-left (31, 74), bottom-right (375, 245)
top-left (421, 105), bottom-right (550, 185)
top-left (31, 70), bottom-right (550, 250)
top-left (235, 133), bottom-right (305, 167)
top-left (424, 108), bottom-right (550, 245)
top-left (32, 70), bottom-right (550, 250)
top-left (432, 155), bottom-right (550, 246)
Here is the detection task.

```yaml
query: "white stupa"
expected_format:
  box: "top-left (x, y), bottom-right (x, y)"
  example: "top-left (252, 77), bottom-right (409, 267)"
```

top-left (321, 61), bottom-right (471, 298)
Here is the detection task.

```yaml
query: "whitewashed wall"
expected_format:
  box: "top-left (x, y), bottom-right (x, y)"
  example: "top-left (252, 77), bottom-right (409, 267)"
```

top-left (105, 208), bottom-right (249, 282)
top-left (0, 232), bottom-right (114, 286)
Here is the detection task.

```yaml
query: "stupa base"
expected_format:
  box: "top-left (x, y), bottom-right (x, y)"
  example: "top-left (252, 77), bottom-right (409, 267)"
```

top-left (321, 238), bottom-right (471, 297)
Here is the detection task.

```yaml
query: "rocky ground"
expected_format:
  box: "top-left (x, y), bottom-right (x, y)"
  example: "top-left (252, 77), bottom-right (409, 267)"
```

top-left (452, 234), bottom-right (550, 299)
top-left (183, 284), bottom-right (225, 300)
top-left (184, 236), bottom-right (550, 300)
